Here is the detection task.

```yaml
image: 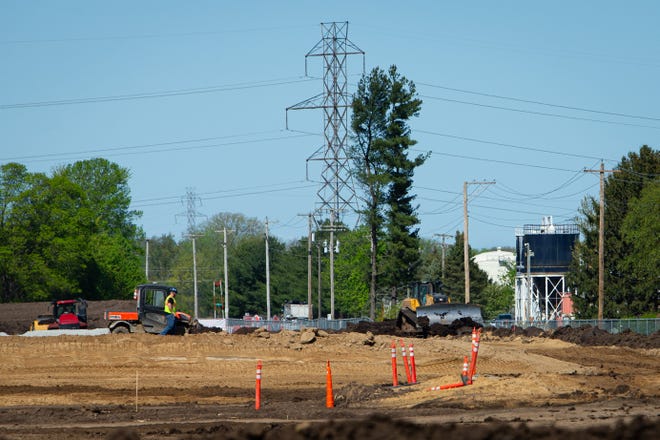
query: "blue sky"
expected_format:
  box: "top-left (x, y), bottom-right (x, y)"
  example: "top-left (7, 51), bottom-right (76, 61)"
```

top-left (2, 1), bottom-right (658, 249)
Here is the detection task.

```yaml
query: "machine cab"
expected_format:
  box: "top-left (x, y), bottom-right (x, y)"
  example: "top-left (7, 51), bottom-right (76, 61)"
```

top-left (136, 284), bottom-right (169, 332)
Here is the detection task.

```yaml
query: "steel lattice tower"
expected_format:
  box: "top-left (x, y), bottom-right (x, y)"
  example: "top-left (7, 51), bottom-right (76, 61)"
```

top-left (287, 22), bottom-right (364, 318)
top-left (288, 21), bottom-right (364, 220)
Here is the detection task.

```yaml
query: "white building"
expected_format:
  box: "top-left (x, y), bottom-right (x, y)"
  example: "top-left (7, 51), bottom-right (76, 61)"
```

top-left (473, 247), bottom-right (515, 285)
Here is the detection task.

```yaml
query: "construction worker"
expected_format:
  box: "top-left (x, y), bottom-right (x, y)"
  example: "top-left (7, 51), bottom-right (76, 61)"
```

top-left (160, 287), bottom-right (178, 335)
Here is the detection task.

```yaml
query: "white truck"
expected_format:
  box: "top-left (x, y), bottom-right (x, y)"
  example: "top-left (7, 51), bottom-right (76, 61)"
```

top-left (283, 303), bottom-right (310, 320)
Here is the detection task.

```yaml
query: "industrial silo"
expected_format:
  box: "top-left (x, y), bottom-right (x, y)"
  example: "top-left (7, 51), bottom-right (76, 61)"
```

top-left (514, 216), bottom-right (579, 322)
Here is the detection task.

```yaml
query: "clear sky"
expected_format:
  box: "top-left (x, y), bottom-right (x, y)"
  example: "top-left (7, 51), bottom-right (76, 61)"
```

top-left (2, 1), bottom-right (658, 249)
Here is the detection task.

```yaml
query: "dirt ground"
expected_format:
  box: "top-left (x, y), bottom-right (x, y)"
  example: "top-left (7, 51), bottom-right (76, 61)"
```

top-left (0, 301), bottom-right (658, 439)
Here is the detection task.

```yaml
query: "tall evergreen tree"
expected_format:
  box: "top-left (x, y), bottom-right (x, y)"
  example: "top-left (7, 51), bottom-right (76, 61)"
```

top-left (350, 66), bottom-right (390, 319)
top-left (350, 65), bottom-right (426, 318)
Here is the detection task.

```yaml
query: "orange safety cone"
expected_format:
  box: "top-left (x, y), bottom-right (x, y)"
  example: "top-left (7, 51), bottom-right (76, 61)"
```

top-left (460, 355), bottom-right (469, 385)
top-left (409, 343), bottom-right (417, 384)
top-left (255, 359), bottom-right (262, 410)
top-left (325, 360), bottom-right (334, 408)
top-left (390, 340), bottom-right (399, 387)
top-left (468, 328), bottom-right (482, 384)
top-left (400, 339), bottom-right (412, 384)
top-left (429, 382), bottom-right (465, 391)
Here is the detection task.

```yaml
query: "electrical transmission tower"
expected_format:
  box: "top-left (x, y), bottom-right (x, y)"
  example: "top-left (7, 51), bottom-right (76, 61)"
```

top-left (177, 187), bottom-right (207, 234)
top-left (286, 21), bottom-right (364, 319)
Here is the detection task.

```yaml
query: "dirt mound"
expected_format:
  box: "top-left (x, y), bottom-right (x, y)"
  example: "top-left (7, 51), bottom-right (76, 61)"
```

top-left (100, 413), bottom-right (659, 440)
top-left (346, 317), bottom-right (483, 338)
top-left (345, 319), bottom-right (399, 335)
top-left (550, 325), bottom-right (660, 349)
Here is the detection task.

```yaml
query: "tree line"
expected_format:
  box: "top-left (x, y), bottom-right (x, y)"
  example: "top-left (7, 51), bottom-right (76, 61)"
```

top-left (1, 66), bottom-right (656, 320)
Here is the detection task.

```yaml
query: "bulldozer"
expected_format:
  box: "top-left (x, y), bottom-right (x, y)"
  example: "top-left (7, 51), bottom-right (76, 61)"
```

top-left (30, 299), bottom-right (88, 331)
top-left (396, 281), bottom-right (483, 335)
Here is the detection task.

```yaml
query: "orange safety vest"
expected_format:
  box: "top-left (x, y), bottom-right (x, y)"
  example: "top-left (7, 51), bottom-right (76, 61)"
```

top-left (164, 293), bottom-right (177, 314)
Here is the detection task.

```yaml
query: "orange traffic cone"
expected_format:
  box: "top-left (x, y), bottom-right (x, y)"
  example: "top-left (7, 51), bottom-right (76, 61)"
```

top-left (326, 360), bottom-right (334, 408)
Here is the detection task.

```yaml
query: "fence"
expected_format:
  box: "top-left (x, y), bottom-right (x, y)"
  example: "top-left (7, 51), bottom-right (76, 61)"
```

top-left (198, 317), bottom-right (370, 334)
top-left (490, 318), bottom-right (659, 336)
top-left (199, 317), bottom-right (659, 336)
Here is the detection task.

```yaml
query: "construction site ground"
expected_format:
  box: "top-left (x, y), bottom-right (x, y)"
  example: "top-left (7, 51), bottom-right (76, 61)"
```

top-left (0, 300), bottom-right (658, 439)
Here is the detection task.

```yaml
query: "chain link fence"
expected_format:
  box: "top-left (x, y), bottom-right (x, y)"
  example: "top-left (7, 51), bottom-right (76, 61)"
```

top-left (489, 318), bottom-right (659, 336)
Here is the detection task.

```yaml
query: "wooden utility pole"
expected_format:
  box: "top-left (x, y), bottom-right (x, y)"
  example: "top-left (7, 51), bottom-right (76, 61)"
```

top-left (463, 180), bottom-right (495, 303)
top-left (307, 214), bottom-right (313, 320)
top-left (216, 228), bottom-right (231, 321)
top-left (265, 218), bottom-right (271, 320)
top-left (463, 182), bottom-right (469, 303)
top-left (434, 233), bottom-right (452, 281)
top-left (584, 161), bottom-right (619, 321)
top-left (186, 234), bottom-right (203, 320)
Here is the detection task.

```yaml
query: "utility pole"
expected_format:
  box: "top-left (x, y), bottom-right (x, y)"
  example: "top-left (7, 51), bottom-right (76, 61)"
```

top-left (176, 188), bottom-right (205, 320)
top-left (463, 180), bottom-right (495, 303)
top-left (224, 228), bottom-right (229, 321)
top-left (298, 213), bottom-right (314, 320)
top-left (265, 218), bottom-right (271, 320)
top-left (525, 242), bottom-right (534, 320)
top-left (317, 239), bottom-right (322, 319)
top-left (307, 214), bottom-right (313, 319)
top-left (193, 237), bottom-right (198, 320)
top-left (434, 233), bottom-right (452, 281)
top-left (584, 161), bottom-right (619, 321)
top-left (186, 234), bottom-right (202, 320)
top-left (215, 228), bottom-right (231, 321)
top-left (329, 213), bottom-right (336, 319)
top-left (145, 239), bottom-right (149, 281)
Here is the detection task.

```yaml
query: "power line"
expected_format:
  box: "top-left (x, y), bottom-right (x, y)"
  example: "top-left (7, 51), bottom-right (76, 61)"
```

top-left (0, 77), bottom-right (317, 109)
top-left (415, 148), bottom-right (581, 172)
top-left (0, 25), bottom-right (313, 45)
top-left (131, 183), bottom-right (316, 209)
top-left (416, 129), bottom-right (617, 163)
top-left (3, 131), bottom-right (314, 164)
top-left (420, 94), bottom-right (660, 130)
top-left (417, 82), bottom-right (660, 122)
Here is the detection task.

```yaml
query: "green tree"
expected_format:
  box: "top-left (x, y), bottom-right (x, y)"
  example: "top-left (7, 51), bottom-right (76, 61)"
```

top-left (0, 163), bottom-right (32, 302)
top-left (350, 66), bottom-right (390, 319)
top-left (442, 232), bottom-right (490, 304)
top-left (8, 173), bottom-right (95, 300)
top-left (55, 158), bottom-right (141, 236)
top-left (416, 238), bottom-right (444, 283)
top-left (620, 181), bottom-right (659, 315)
top-left (333, 227), bottom-right (371, 317)
top-left (54, 159), bottom-right (144, 300)
top-left (480, 262), bottom-right (516, 320)
top-left (146, 234), bottom-right (179, 283)
top-left (0, 159), bottom-right (144, 302)
top-left (569, 146), bottom-right (659, 317)
top-left (350, 65), bottom-right (426, 318)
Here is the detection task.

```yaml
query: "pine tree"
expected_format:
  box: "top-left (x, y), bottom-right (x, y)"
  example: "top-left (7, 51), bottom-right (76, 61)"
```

top-left (350, 65), bottom-right (427, 317)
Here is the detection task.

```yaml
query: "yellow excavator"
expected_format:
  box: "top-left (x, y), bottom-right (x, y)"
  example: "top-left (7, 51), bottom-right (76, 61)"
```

top-left (396, 281), bottom-right (483, 334)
